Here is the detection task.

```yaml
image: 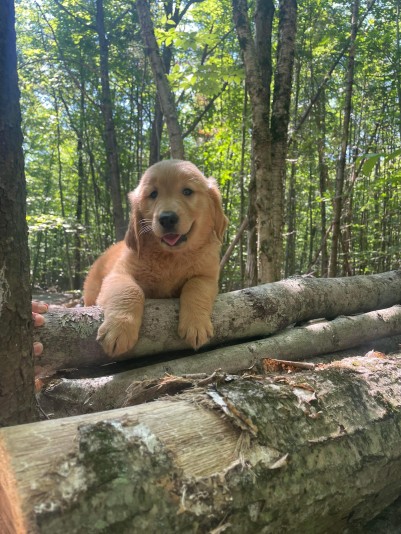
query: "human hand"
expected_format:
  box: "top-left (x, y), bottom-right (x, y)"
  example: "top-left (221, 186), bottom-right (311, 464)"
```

top-left (32, 301), bottom-right (48, 356)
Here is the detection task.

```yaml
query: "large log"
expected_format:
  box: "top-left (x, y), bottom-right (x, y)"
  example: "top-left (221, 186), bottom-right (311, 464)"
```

top-left (2, 353), bottom-right (401, 533)
top-left (39, 305), bottom-right (401, 417)
top-left (35, 270), bottom-right (401, 375)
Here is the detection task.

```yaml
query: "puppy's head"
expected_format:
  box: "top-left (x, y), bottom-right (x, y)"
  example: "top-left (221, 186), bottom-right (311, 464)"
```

top-left (125, 160), bottom-right (228, 253)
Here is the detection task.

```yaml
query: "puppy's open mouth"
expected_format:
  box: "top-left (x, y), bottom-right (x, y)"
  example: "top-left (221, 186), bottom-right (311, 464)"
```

top-left (161, 233), bottom-right (188, 247)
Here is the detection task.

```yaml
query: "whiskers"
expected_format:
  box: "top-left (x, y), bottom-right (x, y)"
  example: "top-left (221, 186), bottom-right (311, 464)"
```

top-left (139, 218), bottom-right (153, 237)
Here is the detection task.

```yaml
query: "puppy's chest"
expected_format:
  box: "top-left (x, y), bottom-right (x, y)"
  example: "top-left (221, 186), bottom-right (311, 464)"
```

top-left (133, 262), bottom-right (194, 298)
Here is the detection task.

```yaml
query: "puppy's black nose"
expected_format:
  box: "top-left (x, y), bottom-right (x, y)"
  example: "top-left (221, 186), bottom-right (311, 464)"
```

top-left (159, 211), bottom-right (179, 230)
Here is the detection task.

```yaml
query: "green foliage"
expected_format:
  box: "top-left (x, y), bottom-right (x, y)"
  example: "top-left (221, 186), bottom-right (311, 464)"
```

top-left (14, 0), bottom-right (401, 289)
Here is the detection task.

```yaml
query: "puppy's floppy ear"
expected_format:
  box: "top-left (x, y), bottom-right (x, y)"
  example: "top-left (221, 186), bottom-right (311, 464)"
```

top-left (125, 190), bottom-right (142, 253)
top-left (208, 177), bottom-right (229, 243)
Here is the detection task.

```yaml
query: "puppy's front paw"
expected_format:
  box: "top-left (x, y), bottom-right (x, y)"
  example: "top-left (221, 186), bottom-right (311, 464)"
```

top-left (97, 316), bottom-right (139, 357)
top-left (178, 316), bottom-right (213, 350)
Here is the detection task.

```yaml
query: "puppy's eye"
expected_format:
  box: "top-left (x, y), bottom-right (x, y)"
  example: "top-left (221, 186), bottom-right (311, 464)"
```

top-left (149, 190), bottom-right (158, 199)
top-left (182, 188), bottom-right (193, 196)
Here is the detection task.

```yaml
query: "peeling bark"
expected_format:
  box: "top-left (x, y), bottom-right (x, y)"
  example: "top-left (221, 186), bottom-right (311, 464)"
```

top-left (3, 354), bottom-right (401, 532)
top-left (34, 270), bottom-right (401, 375)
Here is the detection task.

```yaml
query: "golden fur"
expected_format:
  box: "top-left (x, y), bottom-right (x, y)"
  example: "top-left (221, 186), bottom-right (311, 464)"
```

top-left (84, 159), bottom-right (228, 357)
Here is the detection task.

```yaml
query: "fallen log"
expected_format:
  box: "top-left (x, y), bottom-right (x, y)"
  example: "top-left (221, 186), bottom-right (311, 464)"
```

top-left (3, 353), bottom-right (401, 533)
top-left (39, 305), bottom-right (401, 417)
top-left (35, 270), bottom-right (401, 375)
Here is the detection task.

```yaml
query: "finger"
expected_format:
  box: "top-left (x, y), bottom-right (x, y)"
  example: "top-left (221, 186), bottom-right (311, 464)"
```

top-left (33, 342), bottom-right (43, 357)
top-left (32, 302), bottom-right (48, 314)
top-left (32, 312), bottom-right (45, 327)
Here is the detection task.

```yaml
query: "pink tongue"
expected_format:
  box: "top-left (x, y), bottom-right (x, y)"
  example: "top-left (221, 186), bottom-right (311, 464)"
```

top-left (162, 234), bottom-right (181, 246)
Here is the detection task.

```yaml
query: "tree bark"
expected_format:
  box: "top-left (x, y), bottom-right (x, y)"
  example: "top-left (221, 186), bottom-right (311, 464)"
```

top-left (232, 0), bottom-right (273, 283)
top-left (53, 92), bottom-right (73, 290)
top-left (95, 0), bottom-right (126, 241)
top-left (39, 305), bottom-right (401, 417)
top-left (0, 0), bottom-right (37, 426)
top-left (269, 0), bottom-right (297, 281)
top-left (34, 270), bottom-right (401, 375)
top-left (316, 88), bottom-right (329, 276)
top-left (136, 0), bottom-right (185, 159)
top-left (4, 354), bottom-right (401, 532)
top-left (329, 0), bottom-right (359, 277)
top-left (232, 0), bottom-right (296, 283)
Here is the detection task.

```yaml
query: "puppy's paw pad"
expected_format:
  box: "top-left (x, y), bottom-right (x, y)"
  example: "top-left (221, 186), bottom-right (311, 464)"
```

top-left (178, 319), bottom-right (213, 350)
top-left (97, 318), bottom-right (139, 357)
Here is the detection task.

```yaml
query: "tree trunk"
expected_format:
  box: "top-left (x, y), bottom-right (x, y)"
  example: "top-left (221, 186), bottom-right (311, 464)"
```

top-left (316, 88), bottom-right (329, 276)
top-left (73, 82), bottom-right (85, 290)
top-left (53, 92), bottom-right (74, 290)
top-left (232, 0), bottom-right (296, 283)
top-left (329, 0), bottom-right (359, 277)
top-left (4, 353), bottom-right (401, 532)
top-left (0, 0), bottom-right (37, 426)
top-left (245, 163), bottom-right (258, 286)
top-left (136, 0), bottom-right (185, 160)
top-left (148, 0), bottom-right (176, 165)
top-left (269, 0), bottom-right (297, 281)
top-left (284, 44), bottom-right (301, 278)
top-left (95, 0), bottom-right (126, 241)
top-left (34, 270), bottom-right (401, 375)
top-left (232, 0), bottom-right (273, 283)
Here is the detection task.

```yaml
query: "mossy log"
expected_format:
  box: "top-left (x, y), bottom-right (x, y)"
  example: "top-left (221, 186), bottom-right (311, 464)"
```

top-left (35, 270), bottom-right (401, 375)
top-left (39, 305), bottom-right (401, 417)
top-left (2, 354), bottom-right (401, 533)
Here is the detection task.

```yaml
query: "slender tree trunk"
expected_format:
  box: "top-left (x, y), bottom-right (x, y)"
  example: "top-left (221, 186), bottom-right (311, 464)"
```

top-left (239, 84), bottom-right (248, 286)
top-left (95, 0), bottom-right (126, 241)
top-left (269, 0), bottom-right (297, 281)
top-left (149, 37), bottom-right (173, 165)
top-left (285, 160), bottom-right (297, 276)
top-left (245, 147), bottom-right (258, 286)
top-left (53, 93), bottom-right (74, 289)
top-left (329, 0), bottom-right (359, 276)
top-left (74, 80), bottom-right (85, 290)
top-left (396, 0), bottom-right (401, 141)
top-left (316, 89), bottom-right (329, 276)
top-left (149, 99), bottom-right (164, 165)
top-left (0, 0), bottom-right (37, 426)
top-left (285, 46), bottom-right (302, 278)
top-left (136, 0), bottom-right (185, 160)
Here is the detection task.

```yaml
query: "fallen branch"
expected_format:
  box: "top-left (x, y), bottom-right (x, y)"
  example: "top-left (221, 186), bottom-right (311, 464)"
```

top-left (3, 353), bottom-right (401, 532)
top-left (34, 270), bottom-right (401, 375)
top-left (39, 305), bottom-right (401, 417)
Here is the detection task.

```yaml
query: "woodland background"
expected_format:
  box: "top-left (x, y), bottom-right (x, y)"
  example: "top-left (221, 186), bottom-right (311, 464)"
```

top-left (15, 0), bottom-right (401, 292)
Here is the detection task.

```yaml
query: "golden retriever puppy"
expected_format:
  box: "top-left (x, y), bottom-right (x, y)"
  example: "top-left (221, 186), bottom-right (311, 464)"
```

top-left (84, 159), bottom-right (228, 358)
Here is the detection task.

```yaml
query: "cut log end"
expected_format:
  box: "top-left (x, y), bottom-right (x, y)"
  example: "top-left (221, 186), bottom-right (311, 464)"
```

top-left (0, 438), bottom-right (26, 534)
